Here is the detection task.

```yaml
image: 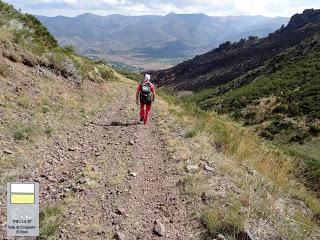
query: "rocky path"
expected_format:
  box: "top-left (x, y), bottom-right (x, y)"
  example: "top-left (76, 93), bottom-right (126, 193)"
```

top-left (31, 86), bottom-right (196, 239)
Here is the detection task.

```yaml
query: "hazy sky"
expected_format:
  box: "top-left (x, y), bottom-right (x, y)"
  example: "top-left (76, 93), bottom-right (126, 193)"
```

top-left (4, 0), bottom-right (320, 17)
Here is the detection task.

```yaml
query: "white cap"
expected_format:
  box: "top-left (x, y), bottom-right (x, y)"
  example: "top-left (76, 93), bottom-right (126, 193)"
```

top-left (144, 74), bottom-right (151, 81)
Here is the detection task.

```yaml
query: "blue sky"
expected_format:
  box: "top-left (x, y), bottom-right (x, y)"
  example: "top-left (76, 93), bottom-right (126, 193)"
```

top-left (4, 0), bottom-right (320, 17)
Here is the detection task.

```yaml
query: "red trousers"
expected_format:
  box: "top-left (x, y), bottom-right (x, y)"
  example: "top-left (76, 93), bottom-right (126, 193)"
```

top-left (140, 104), bottom-right (151, 124)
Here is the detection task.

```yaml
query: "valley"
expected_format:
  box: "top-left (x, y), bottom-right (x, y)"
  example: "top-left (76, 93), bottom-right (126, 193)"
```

top-left (37, 13), bottom-right (288, 70)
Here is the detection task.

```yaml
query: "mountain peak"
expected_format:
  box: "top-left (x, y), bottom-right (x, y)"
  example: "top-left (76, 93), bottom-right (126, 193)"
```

top-left (287, 8), bottom-right (320, 29)
top-left (76, 13), bottom-right (98, 18)
top-left (165, 12), bottom-right (207, 17)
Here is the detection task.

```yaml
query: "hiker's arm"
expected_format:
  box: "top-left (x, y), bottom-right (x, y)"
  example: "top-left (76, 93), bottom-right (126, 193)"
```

top-left (151, 84), bottom-right (156, 102)
top-left (136, 84), bottom-right (141, 104)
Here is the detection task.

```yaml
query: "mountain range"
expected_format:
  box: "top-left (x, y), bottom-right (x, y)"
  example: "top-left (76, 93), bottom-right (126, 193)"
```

top-left (150, 9), bottom-right (320, 91)
top-left (37, 13), bottom-right (288, 70)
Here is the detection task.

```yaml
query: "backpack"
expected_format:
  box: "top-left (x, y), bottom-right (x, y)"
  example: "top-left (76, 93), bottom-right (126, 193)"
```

top-left (140, 82), bottom-right (152, 104)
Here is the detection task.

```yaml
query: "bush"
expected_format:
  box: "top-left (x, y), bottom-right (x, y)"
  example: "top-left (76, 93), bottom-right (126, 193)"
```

top-left (44, 125), bottom-right (54, 136)
top-left (13, 126), bottom-right (34, 141)
top-left (39, 206), bottom-right (61, 239)
top-left (259, 130), bottom-right (274, 140)
top-left (273, 104), bottom-right (288, 113)
top-left (0, 1), bottom-right (57, 48)
top-left (62, 45), bottom-right (75, 55)
top-left (116, 69), bottom-right (144, 82)
top-left (290, 131), bottom-right (310, 143)
top-left (0, 64), bottom-right (10, 77)
top-left (2, 50), bottom-right (21, 62)
top-left (201, 201), bottom-right (245, 237)
top-left (185, 129), bottom-right (197, 138)
top-left (99, 67), bottom-right (117, 81)
top-left (42, 105), bottom-right (50, 114)
top-left (0, 26), bottom-right (13, 43)
top-left (309, 125), bottom-right (320, 136)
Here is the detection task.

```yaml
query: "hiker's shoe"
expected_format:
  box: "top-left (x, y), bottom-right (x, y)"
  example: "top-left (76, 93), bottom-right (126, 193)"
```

top-left (140, 117), bottom-right (144, 122)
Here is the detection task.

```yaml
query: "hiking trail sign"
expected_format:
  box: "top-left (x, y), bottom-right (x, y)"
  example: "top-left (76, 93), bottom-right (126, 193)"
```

top-left (7, 182), bottom-right (39, 237)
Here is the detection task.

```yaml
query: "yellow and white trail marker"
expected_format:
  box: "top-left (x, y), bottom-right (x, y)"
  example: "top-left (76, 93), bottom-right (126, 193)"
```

top-left (7, 182), bottom-right (39, 237)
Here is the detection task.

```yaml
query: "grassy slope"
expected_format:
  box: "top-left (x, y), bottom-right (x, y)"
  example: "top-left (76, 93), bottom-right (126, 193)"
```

top-left (156, 90), bottom-right (320, 239)
top-left (183, 34), bottom-right (320, 185)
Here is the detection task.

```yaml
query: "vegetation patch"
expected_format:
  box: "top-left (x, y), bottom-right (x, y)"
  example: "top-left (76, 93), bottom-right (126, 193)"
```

top-left (0, 63), bottom-right (10, 77)
top-left (185, 129), bottom-right (197, 138)
top-left (13, 123), bottom-right (35, 141)
top-left (39, 205), bottom-right (61, 239)
top-left (201, 201), bottom-right (245, 238)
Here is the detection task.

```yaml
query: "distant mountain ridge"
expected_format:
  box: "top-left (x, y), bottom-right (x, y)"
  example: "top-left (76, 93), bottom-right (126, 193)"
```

top-left (37, 13), bottom-right (288, 70)
top-left (150, 9), bottom-right (320, 90)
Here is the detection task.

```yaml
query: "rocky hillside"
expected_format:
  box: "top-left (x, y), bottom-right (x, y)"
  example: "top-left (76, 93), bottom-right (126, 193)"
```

top-left (0, 0), bottom-right (119, 188)
top-left (151, 9), bottom-right (320, 91)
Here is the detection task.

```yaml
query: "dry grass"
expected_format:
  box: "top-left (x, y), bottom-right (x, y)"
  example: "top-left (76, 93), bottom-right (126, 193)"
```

top-left (2, 49), bottom-right (22, 62)
top-left (0, 63), bottom-right (10, 77)
top-left (0, 26), bottom-right (13, 43)
top-left (155, 92), bottom-right (320, 239)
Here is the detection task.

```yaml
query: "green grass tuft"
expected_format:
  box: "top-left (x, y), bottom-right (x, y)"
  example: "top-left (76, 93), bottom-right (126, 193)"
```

top-left (201, 201), bottom-right (246, 238)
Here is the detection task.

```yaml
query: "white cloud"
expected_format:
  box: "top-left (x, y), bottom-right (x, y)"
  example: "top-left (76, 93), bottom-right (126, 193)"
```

top-left (4, 0), bottom-right (320, 17)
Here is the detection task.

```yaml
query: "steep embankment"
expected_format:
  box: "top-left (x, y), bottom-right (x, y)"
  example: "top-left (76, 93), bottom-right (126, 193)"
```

top-left (151, 9), bottom-right (320, 91)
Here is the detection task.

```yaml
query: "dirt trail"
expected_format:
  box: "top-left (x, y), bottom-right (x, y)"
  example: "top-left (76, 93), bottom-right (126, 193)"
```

top-left (29, 86), bottom-right (196, 239)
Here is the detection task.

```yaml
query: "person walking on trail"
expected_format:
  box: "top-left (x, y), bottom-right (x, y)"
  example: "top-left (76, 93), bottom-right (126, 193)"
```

top-left (136, 74), bottom-right (156, 124)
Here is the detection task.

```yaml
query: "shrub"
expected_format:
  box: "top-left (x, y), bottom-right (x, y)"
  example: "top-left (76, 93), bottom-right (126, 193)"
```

top-left (42, 105), bottom-right (50, 114)
top-left (13, 130), bottom-right (24, 140)
top-left (40, 205), bottom-right (61, 238)
top-left (290, 131), bottom-right (310, 143)
top-left (49, 51), bottom-right (66, 71)
top-left (273, 104), bottom-right (288, 113)
top-left (201, 201), bottom-right (245, 237)
top-left (44, 125), bottom-right (54, 136)
top-left (13, 126), bottom-right (34, 141)
top-left (116, 69), bottom-right (144, 82)
top-left (99, 67), bottom-right (117, 81)
top-left (259, 130), bottom-right (274, 140)
top-left (0, 64), bottom-right (10, 77)
top-left (185, 129), bottom-right (197, 138)
top-left (62, 45), bottom-right (75, 55)
top-left (309, 125), bottom-right (320, 136)
top-left (2, 50), bottom-right (21, 62)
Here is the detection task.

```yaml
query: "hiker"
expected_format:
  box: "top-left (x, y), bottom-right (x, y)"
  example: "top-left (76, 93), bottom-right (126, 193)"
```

top-left (136, 74), bottom-right (156, 124)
